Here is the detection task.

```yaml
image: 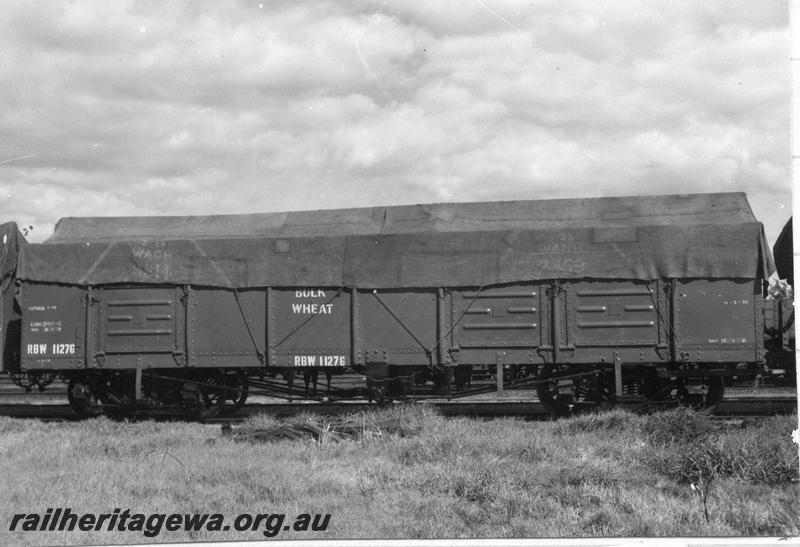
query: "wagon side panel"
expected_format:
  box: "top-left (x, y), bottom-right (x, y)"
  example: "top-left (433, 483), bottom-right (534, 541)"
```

top-left (674, 279), bottom-right (763, 364)
top-left (94, 286), bottom-right (184, 369)
top-left (356, 289), bottom-right (437, 367)
top-left (452, 283), bottom-right (542, 365)
top-left (19, 282), bottom-right (86, 371)
top-left (564, 279), bottom-right (668, 365)
top-left (270, 288), bottom-right (351, 369)
top-left (190, 288), bottom-right (266, 368)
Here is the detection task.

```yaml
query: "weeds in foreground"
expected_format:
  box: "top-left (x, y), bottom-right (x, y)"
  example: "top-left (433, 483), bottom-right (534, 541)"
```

top-left (639, 409), bottom-right (799, 526)
top-left (645, 411), bottom-right (798, 485)
top-left (0, 406), bottom-right (797, 544)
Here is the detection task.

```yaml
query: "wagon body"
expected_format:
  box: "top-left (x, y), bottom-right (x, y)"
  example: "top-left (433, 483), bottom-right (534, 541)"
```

top-left (18, 278), bottom-right (763, 375)
top-left (15, 192), bottom-right (771, 380)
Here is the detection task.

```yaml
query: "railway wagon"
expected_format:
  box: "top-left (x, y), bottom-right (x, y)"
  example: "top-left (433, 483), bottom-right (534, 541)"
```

top-left (765, 217), bottom-right (795, 382)
top-left (7, 192), bottom-right (777, 416)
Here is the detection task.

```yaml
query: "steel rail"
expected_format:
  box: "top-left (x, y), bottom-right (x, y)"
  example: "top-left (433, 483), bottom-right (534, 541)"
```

top-left (0, 395), bottom-right (794, 422)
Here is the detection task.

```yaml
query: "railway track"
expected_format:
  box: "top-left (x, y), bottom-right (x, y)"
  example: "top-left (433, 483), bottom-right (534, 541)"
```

top-left (0, 387), bottom-right (795, 422)
top-left (0, 374), bottom-right (795, 421)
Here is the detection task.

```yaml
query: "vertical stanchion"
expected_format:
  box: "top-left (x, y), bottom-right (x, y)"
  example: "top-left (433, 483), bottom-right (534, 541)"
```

top-left (496, 352), bottom-right (504, 397)
top-left (135, 367), bottom-right (142, 403)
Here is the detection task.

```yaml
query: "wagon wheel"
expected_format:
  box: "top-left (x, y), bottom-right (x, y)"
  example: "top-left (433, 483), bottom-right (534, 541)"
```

top-left (366, 377), bottom-right (388, 406)
top-left (638, 371), bottom-right (682, 405)
top-left (413, 367), bottom-right (430, 386)
top-left (680, 376), bottom-right (725, 411)
top-left (221, 369), bottom-right (249, 414)
top-left (535, 364), bottom-right (573, 415)
top-left (704, 376), bottom-right (725, 409)
top-left (67, 379), bottom-right (102, 417)
top-left (504, 364), bottom-right (535, 382)
top-left (641, 374), bottom-right (725, 410)
top-left (180, 372), bottom-right (226, 419)
top-left (572, 369), bottom-right (615, 406)
top-left (453, 365), bottom-right (473, 389)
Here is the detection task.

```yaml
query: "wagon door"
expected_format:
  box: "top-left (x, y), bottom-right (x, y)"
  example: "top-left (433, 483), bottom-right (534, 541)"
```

top-left (453, 284), bottom-right (541, 365)
top-left (94, 287), bottom-right (185, 368)
top-left (564, 280), bottom-right (666, 364)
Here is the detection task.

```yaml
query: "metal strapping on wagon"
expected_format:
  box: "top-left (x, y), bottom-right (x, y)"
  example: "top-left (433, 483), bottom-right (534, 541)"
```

top-left (232, 289), bottom-right (265, 364)
top-left (370, 290), bottom-right (430, 355)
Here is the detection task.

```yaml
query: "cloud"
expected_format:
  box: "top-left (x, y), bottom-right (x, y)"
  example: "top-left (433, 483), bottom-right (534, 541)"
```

top-left (0, 0), bottom-right (789, 243)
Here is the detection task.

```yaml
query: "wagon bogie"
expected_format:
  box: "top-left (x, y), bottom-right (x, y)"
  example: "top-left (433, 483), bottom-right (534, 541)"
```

top-left (535, 362), bottom-right (728, 415)
top-left (177, 370), bottom-right (227, 419)
top-left (64, 370), bottom-right (136, 418)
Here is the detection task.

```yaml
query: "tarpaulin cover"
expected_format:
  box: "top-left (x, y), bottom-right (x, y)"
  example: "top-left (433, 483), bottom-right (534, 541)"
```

top-left (18, 193), bottom-right (774, 288)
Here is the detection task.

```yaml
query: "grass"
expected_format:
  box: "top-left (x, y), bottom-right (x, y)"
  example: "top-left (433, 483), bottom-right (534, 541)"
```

top-left (0, 406), bottom-right (797, 544)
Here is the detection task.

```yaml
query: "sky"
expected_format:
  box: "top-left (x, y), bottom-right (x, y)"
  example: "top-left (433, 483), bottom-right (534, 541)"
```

top-left (0, 1), bottom-right (790, 244)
